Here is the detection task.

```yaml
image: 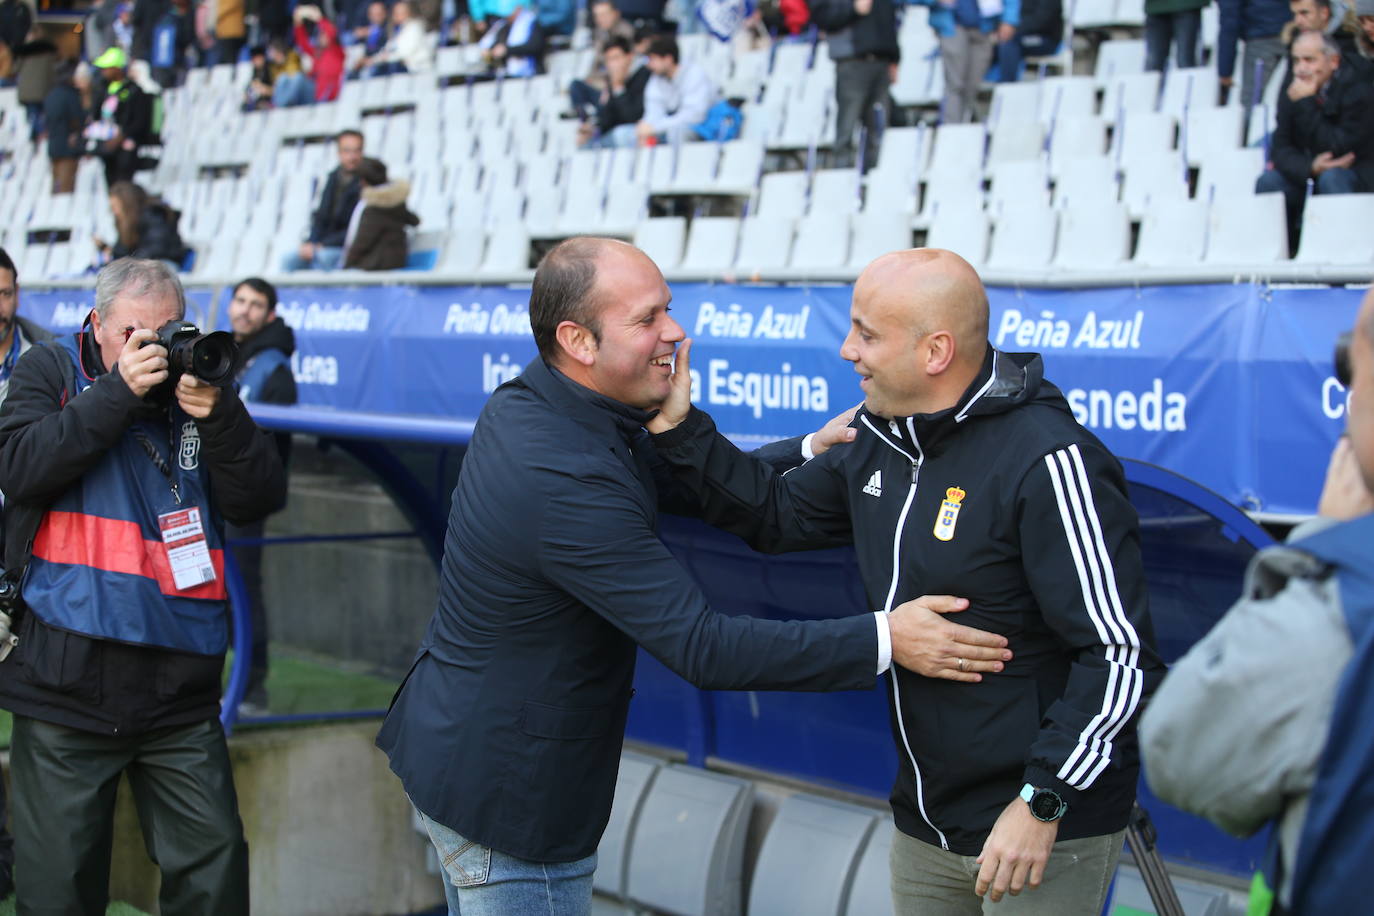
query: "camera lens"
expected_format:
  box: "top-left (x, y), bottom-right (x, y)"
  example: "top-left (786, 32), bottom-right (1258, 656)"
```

top-left (189, 332), bottom-right (238, 386)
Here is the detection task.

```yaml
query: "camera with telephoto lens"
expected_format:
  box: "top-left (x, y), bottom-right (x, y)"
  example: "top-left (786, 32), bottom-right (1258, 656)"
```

top-left (142, 320), bottom-right (239, 402)
top-left (1335, 330), bottom-right (1352, 388)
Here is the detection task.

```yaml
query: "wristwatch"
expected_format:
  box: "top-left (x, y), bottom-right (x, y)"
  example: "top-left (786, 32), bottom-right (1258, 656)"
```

top-left (1019, 783), bottom-right (1068, 822)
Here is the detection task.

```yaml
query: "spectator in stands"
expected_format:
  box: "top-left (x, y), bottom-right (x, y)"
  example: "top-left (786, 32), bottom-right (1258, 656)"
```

top-left (1219, 0), bottom-right (1291, 111)
top-left (112, 1), bottom-right (135, 53)
top-left (130, 0), bottom-right (167, 65)
top-left (343, 158), bottom-right (420, 270)
top-left (1141, 290), bottom-right (1374, 916)
top-left (614, 0), bottom-right (669, 31)
top-left (294, 4), bottom-right (345, 100)
top-left (1145, 0), bottom-right (1208, 70)
top-left (996, 0), bottom-right (1063, 82)
top-left (920, 0), bottom-right (1009, 125)
top-left (357, 0), bottom-right (434, 74)
top-left (478, 3), bottom-right (545, 76)
top-left (338, 0), bottom-right (377, 39)
top-left (812, 0), bottom-right (900, 160)
top-left (95, 181), bottom-right (188, 268)
top-left (567, 0), bottom-right (636, 119)
top-left (83, 0), bottom-right (121, 64)
top-left (13, 26), bottom-right (56, 142)
top-left (0, 247), bottom-right (55, 903)
top-left (283, 129), bottom-right (365, 271)
top-left (0, 0), bottom-right (32, 59)
top-left (44, 61), bottom-right (85, 193)
top-left (243, 43), bottom-right (274, 109)
top-left (1360, 0), bottom-right (1374, 61)
top-left (214, 0), bottom-right (247, 64)
top-left (0, 258), bottom-right (284, 916)
top-left (225, 276), bottom-right (297, 717)
top-left (147, 0), bottom-right (195, 88)
top-left (351, 0), bottom-right (392, 59)
top-left (89, 46), bottom-right (155, 188)
top-left (266, 39), bottom-right (314, 107)
top-left (1257, 31), bottom-right (1374, 250)
top-left (536, 0), bottom-right (576, 36)
top-left (577, 35), bottom-right (650, 146)
top-left (1286, 0), bottom-right (1374, 82)
top-left (633, 34), bottom-right (718, 145)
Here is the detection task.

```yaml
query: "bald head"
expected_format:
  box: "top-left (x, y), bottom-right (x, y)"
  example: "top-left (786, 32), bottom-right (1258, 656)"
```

top-left (855, 249), bottom-right (990, 370)
top-left (530, 236), bottom-right (648, 362)
top-left (841, 249), bottom-right (992, 419)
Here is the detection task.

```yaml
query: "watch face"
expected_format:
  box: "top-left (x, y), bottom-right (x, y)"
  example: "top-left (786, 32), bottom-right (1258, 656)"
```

top-left (1030, 789), bottom-right (1063, 821)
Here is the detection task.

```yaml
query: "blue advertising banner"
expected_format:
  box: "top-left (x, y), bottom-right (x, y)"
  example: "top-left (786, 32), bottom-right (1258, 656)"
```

top-left (28, 279), bottom-right (1367, 516)
top-left (24, 285), bottom-right (220, 334)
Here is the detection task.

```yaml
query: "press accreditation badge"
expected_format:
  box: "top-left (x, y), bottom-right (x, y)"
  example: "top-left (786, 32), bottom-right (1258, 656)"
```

top-left (158, 507), bottom-right (218, 590)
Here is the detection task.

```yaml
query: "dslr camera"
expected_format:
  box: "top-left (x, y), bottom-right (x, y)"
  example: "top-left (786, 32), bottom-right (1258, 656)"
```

top-left (143, 319), bottom-right (239, 402)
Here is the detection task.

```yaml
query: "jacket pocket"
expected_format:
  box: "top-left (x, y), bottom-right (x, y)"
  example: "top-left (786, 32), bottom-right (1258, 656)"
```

top-left (18, 612), bottom-right (103, 705)
top-left (519, 700), bottom-right (615, 740)
top-left (154, 651), bottom-right (225, 703)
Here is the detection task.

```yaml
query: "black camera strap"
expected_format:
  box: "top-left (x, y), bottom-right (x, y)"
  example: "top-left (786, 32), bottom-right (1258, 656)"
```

top-left (132, 425), bottom-right (182, 505)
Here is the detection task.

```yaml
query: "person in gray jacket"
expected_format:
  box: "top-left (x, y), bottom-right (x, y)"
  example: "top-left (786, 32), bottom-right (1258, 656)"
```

top-left (1140, 287), bottom-right (1374, 914)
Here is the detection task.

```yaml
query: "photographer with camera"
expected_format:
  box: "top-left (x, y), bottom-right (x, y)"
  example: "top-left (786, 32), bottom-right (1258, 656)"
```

top-left (0, 258), bottom-right (286, 915)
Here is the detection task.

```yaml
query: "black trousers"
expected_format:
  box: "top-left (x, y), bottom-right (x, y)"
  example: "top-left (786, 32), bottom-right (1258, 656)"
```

top-left (10, 716), bottom-right (249, 916)
top-left (834, 58), bottom-right (892, 171)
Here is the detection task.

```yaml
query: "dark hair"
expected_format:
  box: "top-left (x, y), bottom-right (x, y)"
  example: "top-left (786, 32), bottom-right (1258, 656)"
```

top-left (336, 128), bottom-right (364, 145)
top-left (604, 35), bottom-right (633, 55)
top-left (646, 34), bottom-right (679, 62)
top-left (357, 156), bottom-right (388, 186)
top-left (529, 238), bottom-right (609, 362)
top-left (234, 276), bottom-right (278, 311)
top-left (0, 246), bottom-right (15, 284)
top-left (633, 23), bottom-right (655, 43)
top-left (249, 44), bottom-right (267, 57)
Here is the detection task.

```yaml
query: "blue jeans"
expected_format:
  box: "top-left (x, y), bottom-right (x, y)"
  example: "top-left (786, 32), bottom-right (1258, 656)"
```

top-left (414, 807), bottom-right (597, 915)
top-left (1144, 9), bottom-right (1201, 70)
top-left (281, 245), bottom-right (343, 271)
top-left (273, 73), bottom-right (315, 107)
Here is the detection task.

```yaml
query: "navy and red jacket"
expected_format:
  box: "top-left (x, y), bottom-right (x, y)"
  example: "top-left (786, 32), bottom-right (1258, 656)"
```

top-left (653, 347), bottom-right (1166, 854)
top-left (0, 326), bottom-right (285, 735)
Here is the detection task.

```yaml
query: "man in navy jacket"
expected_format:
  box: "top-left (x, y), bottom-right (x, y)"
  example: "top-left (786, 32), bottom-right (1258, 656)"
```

top-left (376, 237), bottom-right (1011, 915)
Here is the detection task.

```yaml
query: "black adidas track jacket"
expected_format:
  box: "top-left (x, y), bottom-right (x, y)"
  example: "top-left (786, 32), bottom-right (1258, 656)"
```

top-left (653, 347), bottom-right (1165, 855)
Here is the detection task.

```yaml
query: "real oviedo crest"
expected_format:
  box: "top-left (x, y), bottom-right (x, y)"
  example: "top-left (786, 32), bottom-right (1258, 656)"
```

top-left (179, 421), bottom-right (201, 471)
top-left (933, 487), bottom-right (966, 542)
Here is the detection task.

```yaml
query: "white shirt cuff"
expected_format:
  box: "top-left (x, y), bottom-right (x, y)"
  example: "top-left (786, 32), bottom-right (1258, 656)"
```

top-left (874, 611), bottom-right (892, 675)
top-left (801, 433), bottom-right (816, 462)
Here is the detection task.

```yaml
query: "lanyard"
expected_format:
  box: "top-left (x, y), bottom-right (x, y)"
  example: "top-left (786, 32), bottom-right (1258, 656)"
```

top-left (0, 325), bottom-right (21, 385)
top-left (132, 424), bottom-right (183, 505)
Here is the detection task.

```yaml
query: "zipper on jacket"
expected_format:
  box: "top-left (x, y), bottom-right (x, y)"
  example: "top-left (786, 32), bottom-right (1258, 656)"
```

top-left (864, 415), bottom-right (950, 850)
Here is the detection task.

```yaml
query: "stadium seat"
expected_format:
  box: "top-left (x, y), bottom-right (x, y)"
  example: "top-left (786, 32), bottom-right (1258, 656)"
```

top-left (479, 221), bottom-right (531, 273)
top-left (651, 142), bottom-right (721, 195)
top-left (926, 205), bottom-right (990, 267)
top-left (1101, 72), bottom-right (1162, 117)
top-left (849, 208), bottom-right (913, 269)
top-left (790, 215), bottom-right (851, 269)
top-left (746, 794), bottom-right (879, 916)
top-left (1120, 155), bottom-right (1190, 219)
top-left (1039, 76), bottom-right (1098, 124)
top-left (1196, 148), bottom-right (1265, 201)
top-left (601, 183), bottom-right (649, 236)
top-left (986, 120), bottom-right (1046, 168)
top-left (925, 124), bottom-right (986, 184)
top-left (714, 140), bottom-right (765, 196)
top-left (915, 174), bottom-right (984, 229)
top-left (866, 125), bottom-right (933, 192)
top-left (634, 217), bottom-right (688, 270)
top-left (989, 82), bottom-right (1044, 126)
top-left (1112, 112), bottom-right (1179, 171)
top-left (624, 766), bottom-right (753, 916)
top-left (1183, 104), bottom-right (1244, 167)
top-left (987, 159), bottom-right (1051, 219)
top-left (1047, 115), bottom-right (1108, 178)
top-left (1051, 155), bottom-right (1119, 209)
top-left (842, 819), bottom-right (896, 916)
top-left (1073, 0), bottom-right (1122, 29)
top-left (1133, 199), bottom-right (1208, 267)
top-left (811, 169), bottom-right (863, 216)
top-left (680, 217), bottom-right (742, 272)
top-left (436, 222), bottom-right (487, 273)
top-left (1294, 194), bottom-right (1374, 265)
top-left (1053, 203), bottom-right (1132, 270)
top-left (1159, 67), bottom-right (1220, 120)
top-left (735, 215), bottom-right (795, 275)
top-left (987, 205), bottom-right (1058, 270)
top-left (1093, 40), bottom-right (1148, 85)
top-left (755, 171), bottom-right (811, 221)
top-left (593, 752), bottom-right (662, 904)
top-left (1204, 192), bottom-right (1288, 265)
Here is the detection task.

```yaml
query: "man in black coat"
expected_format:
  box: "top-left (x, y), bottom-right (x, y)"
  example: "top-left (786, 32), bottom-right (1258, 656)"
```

top-left (0, 258), bottom-right (286, 914)
top-left (1257, 30), bottom-right (1374, 249)
top-left (282, 129), bottom-right (365, 271)
top-left (375, 237), bottom-right (1010, 915)
top-left (810, 0), bottom-right (900, 169)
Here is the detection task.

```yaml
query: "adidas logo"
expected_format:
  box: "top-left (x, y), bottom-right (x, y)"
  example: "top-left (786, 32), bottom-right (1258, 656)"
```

top-left (862, 470), bottom-right (883, 498)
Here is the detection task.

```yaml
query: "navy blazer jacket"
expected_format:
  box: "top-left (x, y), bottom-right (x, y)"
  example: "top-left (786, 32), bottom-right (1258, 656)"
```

top-left (376, 357), bottom-right (878, 862)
